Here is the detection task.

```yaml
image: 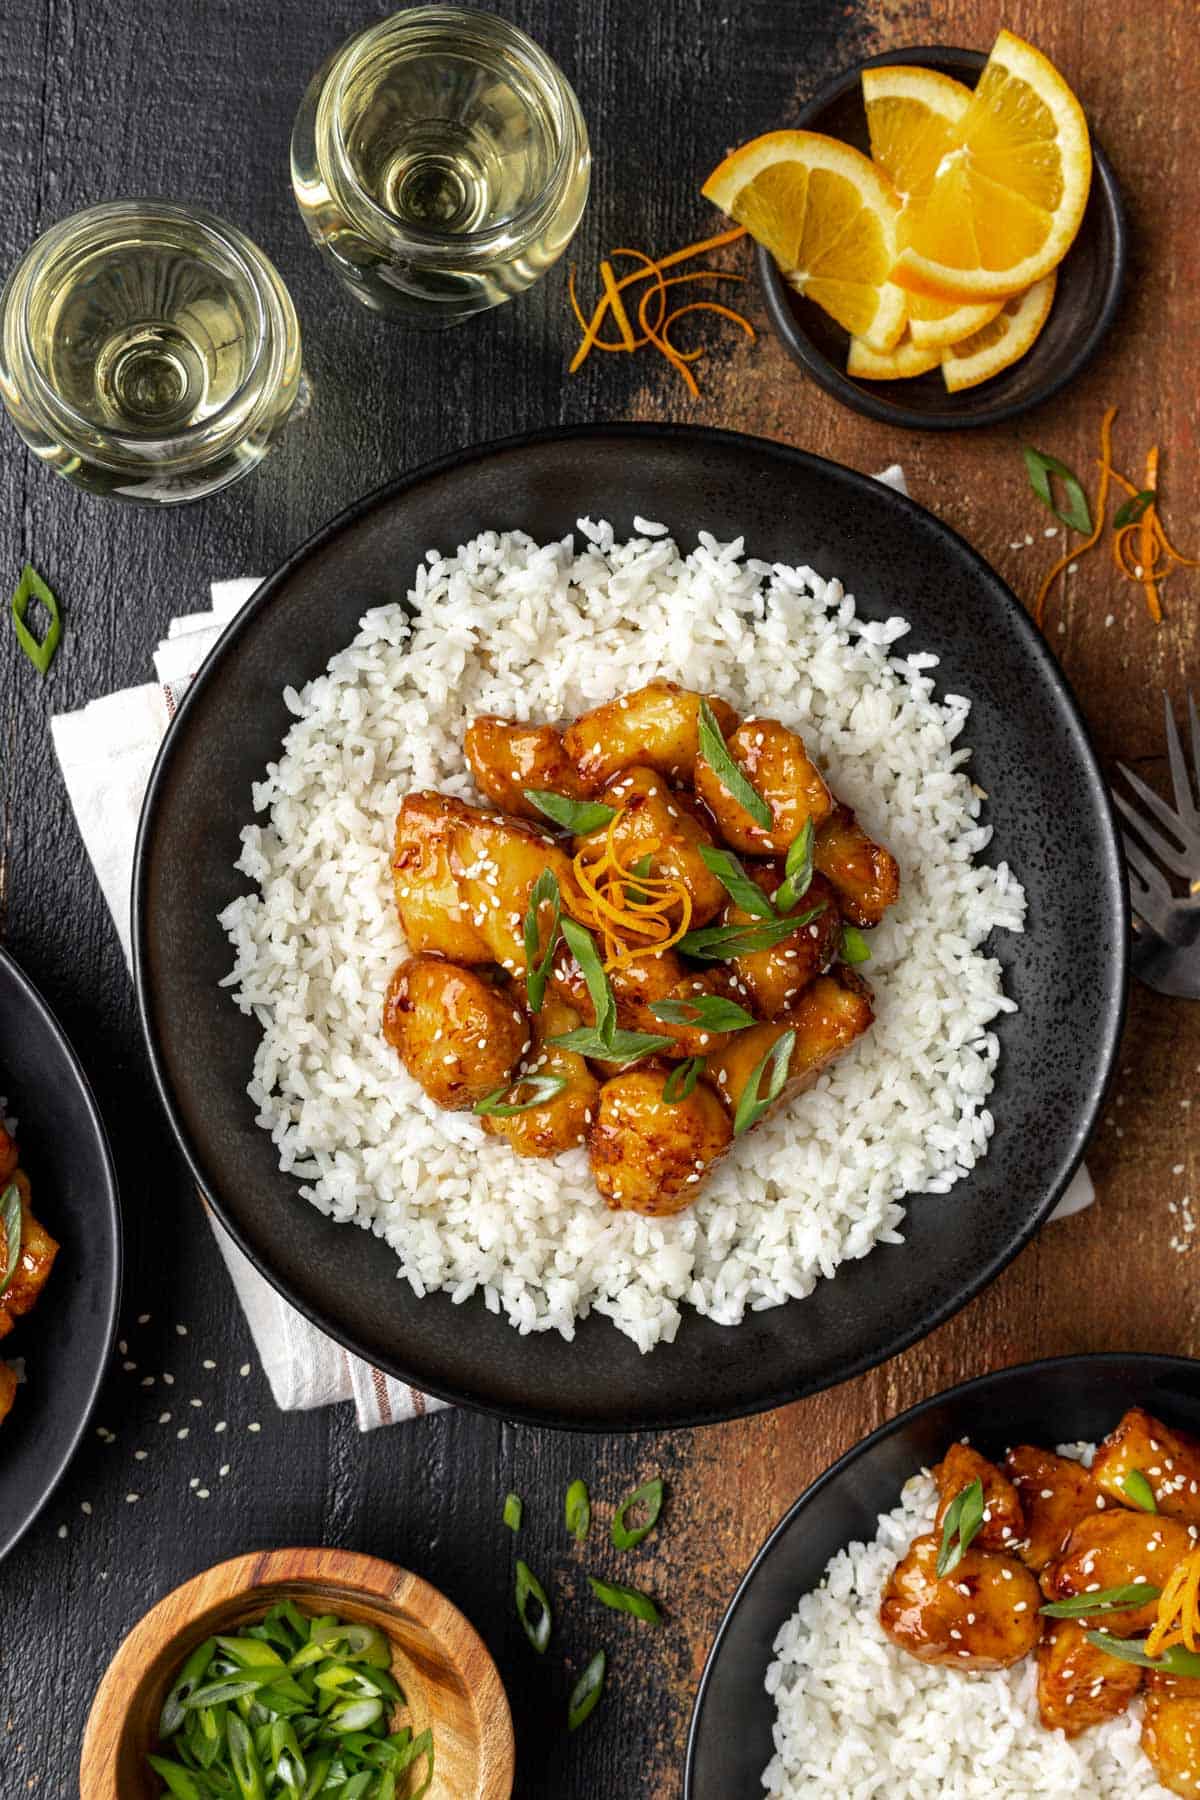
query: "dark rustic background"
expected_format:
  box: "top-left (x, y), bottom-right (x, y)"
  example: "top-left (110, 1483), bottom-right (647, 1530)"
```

top-left (1, 1), bottom-right (1197, 1795)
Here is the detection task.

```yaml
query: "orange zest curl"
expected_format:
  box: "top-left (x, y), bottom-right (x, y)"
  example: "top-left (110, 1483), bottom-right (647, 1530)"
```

top-left (1146, 1550), bottom-right (1200, 1659)
top-left (568, 229), bottom-right (755, 396)
top-left (1033, 408), bottom-right (1198, 631)
top-left (569, 807), bottom-right (692, 971)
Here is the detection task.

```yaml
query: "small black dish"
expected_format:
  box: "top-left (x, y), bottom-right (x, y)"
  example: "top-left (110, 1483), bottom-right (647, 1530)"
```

top-left (756, 46), bottom-right (1127, 430)
top-left (133, 426), bottom-right (1127, 1432)
top-left (0, 947), bottom-right (122, 1560)
top-left (685, 1353), bottom-right (1200, 1798)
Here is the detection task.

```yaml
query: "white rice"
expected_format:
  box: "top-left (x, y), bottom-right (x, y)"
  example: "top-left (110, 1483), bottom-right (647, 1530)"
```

top-left (764, 1455), bottom-right (1175, 1798)
top-left (218, 520), bottom-right (1025, 1351)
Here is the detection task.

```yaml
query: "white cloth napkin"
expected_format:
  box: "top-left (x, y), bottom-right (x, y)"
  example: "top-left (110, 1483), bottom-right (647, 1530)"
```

top-left (49, 480), bottom-right (1092, 1427)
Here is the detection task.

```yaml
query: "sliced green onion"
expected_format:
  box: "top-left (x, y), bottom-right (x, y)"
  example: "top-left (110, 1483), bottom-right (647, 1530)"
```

top-left (840, 924), bottom-right (872, 965)
top-left (566, 1478), bottom-right (591, 1543)
top-left (1022, 446), bottom-right (1093, 535)
top-left (697, 844), bottom-right (777, 918)
top-left (549, 1024), bottom-right (672, 1066)
top-left (1085, 1631), bottom-right (1200, 1677)
top-left (774, 820), bottom-right (814, 913)
top-left (226, 1713), bottom-right (266, 1800)
top-left (677, 905), bottom-right (825, 962)
top-left (936, 1476), bottom-right (986, 1577)
top-left (559, 916), bottom-right (615, 1041)
top-left (147, 1759), bottom-right (207, 1800)
top-left (503, 1491), bottom-right (523, 1532)
top-left (1040, 1582), bottom-right (1161, 1619)
top-left (1113, 489), bottom-right (1156, 529)
top-left (474, 1074), bottom-right (568, 1118)
top-left (662, 1058), bottom-right (704, 1105)
top-left (524, 790), bottom-right (616, 834)
top-left (1123, 1469), bottom-right (1158, 1512)
top-left (611, 1476), bottom-right (664, 1550)
top-left (733, 1030), bottom-right (795, 1137)
top-left (159, 1638), bottom-right (218, 1737)
top-left (649, 994), bottom-right (755, 1032)
top-left (698, 700), bottom-right (771, 830)
top-left (523, 869), bottom-right (562, 1013)
top-left (587, 1575), bottom-right (661, 1625)
top-left (567, 1649), bottom-right (606, 1731)
top-left (1, 1183), bottom-right (23, 1295)
top-left (10, 563), bottom-right (62, 676)
top-left (515, 1559), bottom-right (552, 1653)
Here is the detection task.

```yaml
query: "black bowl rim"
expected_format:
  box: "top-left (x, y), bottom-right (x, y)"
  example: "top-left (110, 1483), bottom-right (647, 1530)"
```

top-left (755, 44), bottom-right (1128, 431)
top-left (0, 944), bottom-right (123, 1559)
top-left (132, 423), bottom-right (1128, 1430)
top-left (684, 1350), bottom-right (1200, 1792)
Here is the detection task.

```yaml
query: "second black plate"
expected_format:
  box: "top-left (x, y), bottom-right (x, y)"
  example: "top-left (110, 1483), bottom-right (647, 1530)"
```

top-left (134, 426), bottom-right (1126, 1430)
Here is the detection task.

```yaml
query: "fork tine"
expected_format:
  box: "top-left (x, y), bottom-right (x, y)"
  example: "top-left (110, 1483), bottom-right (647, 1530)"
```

top-left (1114, 763), bottom-right (1199, 874)
top-left (1121, 834), bottom-right (1174, 936)
top-left (1112, 781), bottom-right (1196, 877)
top-left (1164, 691), bottom-right (1199, 824)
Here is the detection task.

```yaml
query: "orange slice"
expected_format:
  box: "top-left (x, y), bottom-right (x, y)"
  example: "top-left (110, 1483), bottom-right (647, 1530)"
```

top-left (940, 272), bottom-right (1057, 390)
top-left (861, 65), bottom-right (1005, 347)
top-left (702, 130), bottom-right (907, 351)
top-left (889, 31), bottom-right (1092, 302)
top-left (847, 332), bottom-right (941, 380)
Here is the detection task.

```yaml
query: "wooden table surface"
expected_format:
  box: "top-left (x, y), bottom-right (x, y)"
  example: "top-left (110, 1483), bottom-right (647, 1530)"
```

top-left (1, 1), bottom-right (1196, 1794)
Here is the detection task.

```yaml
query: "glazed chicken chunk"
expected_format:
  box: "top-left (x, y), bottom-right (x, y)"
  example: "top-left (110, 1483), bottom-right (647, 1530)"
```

top-left (0, 1169), bottom-right (59, 1340)
top-left (464, 717), bottom-right (588, 822)
top-left (1037, 1617), bottom-right (1143, 1738)
top-left (932, 1443), bottom-right (1026, 1555)
top-left (589, 1068), bottom-right (732, 1215)
top-left (1004, 1444), bottom-right (1106, 1571)
top-left (706, 970), bottom-right (874, 1120)
top-left (1143, 1671), bottom-right (1200, 1797)
top-left (1091, 1407), bottom-right (1200, 1524)
top-left (693, 717), bottom-right (833, 854)
top-left (1042, 1510), bottom-right (1197, 1637)
top-left (392, 791), bottom-right (579, 970)
top-left (383, 954), bottom-right (529, 1110)
top-left (573, 765), bottom-right (728, 926)
top-left (879, 1535), bottom-right (1042, 1670)
top-left (479, 996), bottom-right (600, 1159)
top-left (564, 680), bottom-right (739, 790)
top-left (814, 804), bottom-right (902, 928)
top-left (724, 867), bottom-right (841, 1018)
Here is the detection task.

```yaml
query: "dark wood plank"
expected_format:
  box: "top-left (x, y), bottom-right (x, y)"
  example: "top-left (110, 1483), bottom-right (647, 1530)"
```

top-left (1, 0), bottom-right (1197, 1796)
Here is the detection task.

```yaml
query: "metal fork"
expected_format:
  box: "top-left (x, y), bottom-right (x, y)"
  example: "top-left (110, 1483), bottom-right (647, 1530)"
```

top-left (1112, 692), bottom-right (1200, 998)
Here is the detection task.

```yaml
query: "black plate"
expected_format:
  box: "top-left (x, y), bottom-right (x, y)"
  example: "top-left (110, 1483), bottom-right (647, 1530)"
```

top-left (686, 1353), bottom-right (1200, 1797)
top-left (133, 425), bottom-right (1126, 1431)
top-left (757, 46), bottom-right (1127, 430)
top-left (0, 947), bottom-right (121, 1559)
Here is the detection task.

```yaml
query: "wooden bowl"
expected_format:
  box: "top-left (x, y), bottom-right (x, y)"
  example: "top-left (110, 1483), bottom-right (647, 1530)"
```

top-left (80, 1547), bottom-right (515, 1799)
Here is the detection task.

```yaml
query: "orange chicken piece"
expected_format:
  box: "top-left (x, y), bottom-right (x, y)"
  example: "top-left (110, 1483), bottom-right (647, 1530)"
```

top-left (1004, 1444), bottom-right (1107, 1571)
top-left (1092, 1407), bottom-right (1200, 1525)
top-left (1037, 1618), bottom-right (1143, 1738)
top-left (879, 1535), bottom-right (1042, 1670)
top-left (933, 1443), bottom-right (1025, 1556)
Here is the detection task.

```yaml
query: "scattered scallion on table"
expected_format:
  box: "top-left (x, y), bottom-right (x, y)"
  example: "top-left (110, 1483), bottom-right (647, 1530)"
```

top-left (587, 1575), bottom-right (661, 1625)
top-left (503, 1491), bottom-right (523, 1532)
top-left (610, 1477), bottom-right (664, 1550)
top-left (515, 1558), bottom-right (553, 1653)
top-left (567, 1649), bottom-right (606, 1732)
top-left (147, 1604), bottom-right (433, 1799)
top-left (10, 562), bottom-right (62, 676)
top-left (565, 1478), bottom-right (591, 1543)
top-left (1022, 446), bottom-right (1093, 536)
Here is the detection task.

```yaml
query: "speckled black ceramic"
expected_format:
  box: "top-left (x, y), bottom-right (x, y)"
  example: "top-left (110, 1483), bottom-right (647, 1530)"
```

top-left (756, 47), bottom-right (1127, 431)
top-left (0, 948), bottom-right (121, 1559)
top-left (133, 426), bottom-right (1126, 1431)
top-left (686, 1353), bottom-right (1200, 1797)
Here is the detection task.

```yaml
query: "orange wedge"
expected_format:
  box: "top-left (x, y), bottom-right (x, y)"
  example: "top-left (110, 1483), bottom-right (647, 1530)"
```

top-left (847, 332), bottom-right (941, 380)
top-left (861, 65), bottom-right (1004, 347)
top-left (702, 130), bottom-right (907, 351)
top-left (941, 272), bottom-right (1057, 390)
top-left (889, 31), bottom-right (1092, 302)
